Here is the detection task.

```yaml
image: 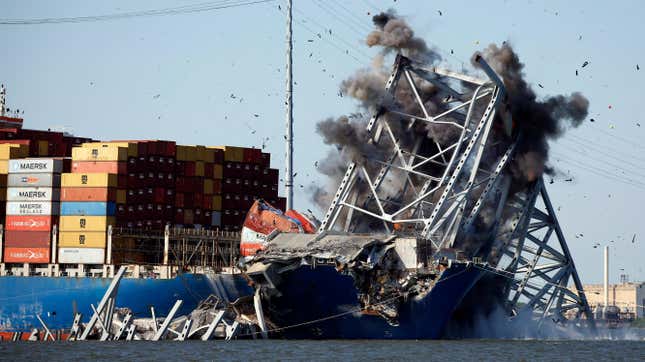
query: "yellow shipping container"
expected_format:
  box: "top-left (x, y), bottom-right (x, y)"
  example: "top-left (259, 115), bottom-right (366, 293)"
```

top-left (83, 142), bottom-right (138, 158)
top-left (195, 161), bottom-right (205, 177)
top-left (60, 216), bottom-right (115, 231)
top-left (209, 146), bottom-right (243, 162)
top-left (176, 145), bottom-right (197, 161)
top-left (203, 148), bottom-right (216, 163)
top-left (212, 195), bottom-right (222, 210)
top-left (72, 145), bottom-right (128, 161)
top-left (58, 231), bottom-right (107, 248)
top-left (204, 179), bottom-right (214, 194)
top-left (0, 160), bottom-right (8, 174)
top-left (38, 140), bottom-right (49, 156)
top-left (116, 189), bottom-right (126, 204)
top-left (0, 144), bottom-right (29, 159)
top-left (62, 173), bottom-right (118, 187)
top-left (213, 164), bottom-right (223, 179)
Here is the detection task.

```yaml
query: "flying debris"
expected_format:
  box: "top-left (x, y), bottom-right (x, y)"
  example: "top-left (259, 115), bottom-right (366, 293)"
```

top-left (637, 123), bottom-right (641, 127)
top-left (637, 64), bottom-right (640, 70)
top-left (549, 178), bottom-right (554, 184)
top-left (153, 94), bottom-right (160, 99)
top-left (632, 234), bottom-right (636, 243)
top-left (437, 10), bottom-right (442, 16)
top-left (314, 161), bottom-right (318, 167)
top-left (590, 118), bottom-right (595, 122)
top-left (582, 61), bottom-right (589, 68)
top-left (565, 178), bottom-right (573, 182)
top-left (538, 83), bottom-right (544, 88)
top-left (576, 70), bottom-right (579, 76)
top-left (230, 93), bottom-right (236, 99)
top-left (308, 39), bottom-right (314, 43)
top-left (579, 35), bottom-right (583, 40)
top-left (253, 114), bottom-right (259, 118)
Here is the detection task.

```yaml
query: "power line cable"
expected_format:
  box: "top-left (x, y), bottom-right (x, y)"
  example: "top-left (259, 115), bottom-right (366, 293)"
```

top-left (324, 0), bottom-right (373, 33)
top-left (556, 142), bottom-right (645, 180)
top-left (584, 123), bottom-right (645, 150)
top-left (310, 0), bottom-right (368, 38)
top-left (551, 152), bottom-right (645, 190)
top-left (565, 133), bottom-right (645, 164)
top-left (0, 0), bottom-right (274, 25)
top-left (276, 6), bottom-right (364, 65)
top-left (291, 7), bottom-right (372, 62)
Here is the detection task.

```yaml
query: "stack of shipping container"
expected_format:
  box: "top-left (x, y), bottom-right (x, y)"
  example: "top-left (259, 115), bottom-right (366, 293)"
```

top-left (220, 147), bottom-right (284, 228)
top-left (58, 143), bottom-right (128, 264)
top-left (3, 158), bottom-right (65, 264)
top-left (0, 118), bottom-right (285, 266)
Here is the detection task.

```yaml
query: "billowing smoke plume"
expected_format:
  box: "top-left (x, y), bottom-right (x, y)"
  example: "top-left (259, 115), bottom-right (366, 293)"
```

top-left (367, 11), bottom-right (441, 64)
top-left (473, 43), bottom-right (588, 182)
top-left (312, 11), bottom-right (589, 211)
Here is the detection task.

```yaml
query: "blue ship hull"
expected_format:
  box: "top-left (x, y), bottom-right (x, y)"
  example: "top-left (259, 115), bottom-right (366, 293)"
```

top-left (264, 263), bottom-right (484, 339)
top-left (0, 273), bottom-right (253, 332)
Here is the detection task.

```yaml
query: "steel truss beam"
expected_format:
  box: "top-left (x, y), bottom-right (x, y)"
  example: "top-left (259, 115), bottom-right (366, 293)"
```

top-left (319, 54), bottom-right (514, 251)
top-left (317, 53), bottom-right (594, 328)
top-left (496, 179), bottom-right (595, 328)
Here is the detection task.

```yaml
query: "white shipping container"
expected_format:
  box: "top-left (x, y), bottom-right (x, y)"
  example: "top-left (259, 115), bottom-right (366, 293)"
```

top-left (8, 173), bottom-right (61, 187)
top-left (7, 187), bottom-right (60, 201)
top-left (58, 247), bottom-right (105, 264)
top-left (9, 158), bottom-right (64, 174)
top-left (6, 201), bottom-right (60, 216)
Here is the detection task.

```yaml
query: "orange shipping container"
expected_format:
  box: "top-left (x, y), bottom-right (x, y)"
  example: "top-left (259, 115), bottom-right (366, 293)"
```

top-left (72, 161), bottom-right (127, 174)
top-left (3, 247), bottom-right (50, 263)
top-left (5, 215), bottom-right (53, 232)
top-left (61, 187), bottom-right (118, 202)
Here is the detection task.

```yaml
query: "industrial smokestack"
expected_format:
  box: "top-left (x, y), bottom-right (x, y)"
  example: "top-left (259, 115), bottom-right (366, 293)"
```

top-left (603, 245), bottom-right (609, 308)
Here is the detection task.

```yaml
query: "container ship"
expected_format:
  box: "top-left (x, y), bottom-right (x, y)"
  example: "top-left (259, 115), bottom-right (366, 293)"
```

top-left (0, 85), bottom-right (279, 332)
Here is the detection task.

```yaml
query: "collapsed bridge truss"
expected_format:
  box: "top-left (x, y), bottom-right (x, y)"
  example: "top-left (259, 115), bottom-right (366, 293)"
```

top-left (318, 54), bottom-right (594, 326)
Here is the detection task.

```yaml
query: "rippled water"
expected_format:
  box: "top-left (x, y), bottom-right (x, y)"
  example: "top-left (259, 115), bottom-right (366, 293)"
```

top-left (1, 340), bottom-right (644, 361)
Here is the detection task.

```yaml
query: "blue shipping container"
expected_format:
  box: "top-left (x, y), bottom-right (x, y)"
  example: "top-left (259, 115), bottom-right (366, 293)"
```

top-left (60, 202), bottom-right (116, 216)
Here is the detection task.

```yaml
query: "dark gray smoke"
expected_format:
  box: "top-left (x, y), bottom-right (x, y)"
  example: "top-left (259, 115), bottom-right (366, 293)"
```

top-left (312, 13), bottom-right (588, 212)
top-left (367, 10), bottom-right (441, 63)
top-left (473, 43), bottom-right (589, 182)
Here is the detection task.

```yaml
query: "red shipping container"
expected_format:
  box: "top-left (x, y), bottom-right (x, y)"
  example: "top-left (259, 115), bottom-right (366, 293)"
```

top-left (213, 179), bottom-right (222, 194)
top-left (3, 247), bottom-right (50, 263)
top-left (194, 193), bottom-right (203, 207)
top-left (212, 149), bottom-right (224, 164)
top-left (175, 193), bottom-right (185, 208)
top-left (174, 208), bottom-right (184, 224)
top-left (4, 230), bottom-right (51, 247)
top-left (183, 162), bottom-right (196, 177)
top-left (153, 188), bottom-right (165, 203)
top-left (72, 161), bottom-right (127, 174)
top-left (202, 196), bottom-right (212, 210)
top-left (259, 153), bottom-right (270, 168)
top-left (5, 215), bottom-right (54, 232)
top-left (61, 187), bottom-right (118, 202)
top-left (243, 148), bottom-right (262, 164)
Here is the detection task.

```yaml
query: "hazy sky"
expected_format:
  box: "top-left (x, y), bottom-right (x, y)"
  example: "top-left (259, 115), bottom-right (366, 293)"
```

top-left (1, 0), bottom-right (643, 284)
